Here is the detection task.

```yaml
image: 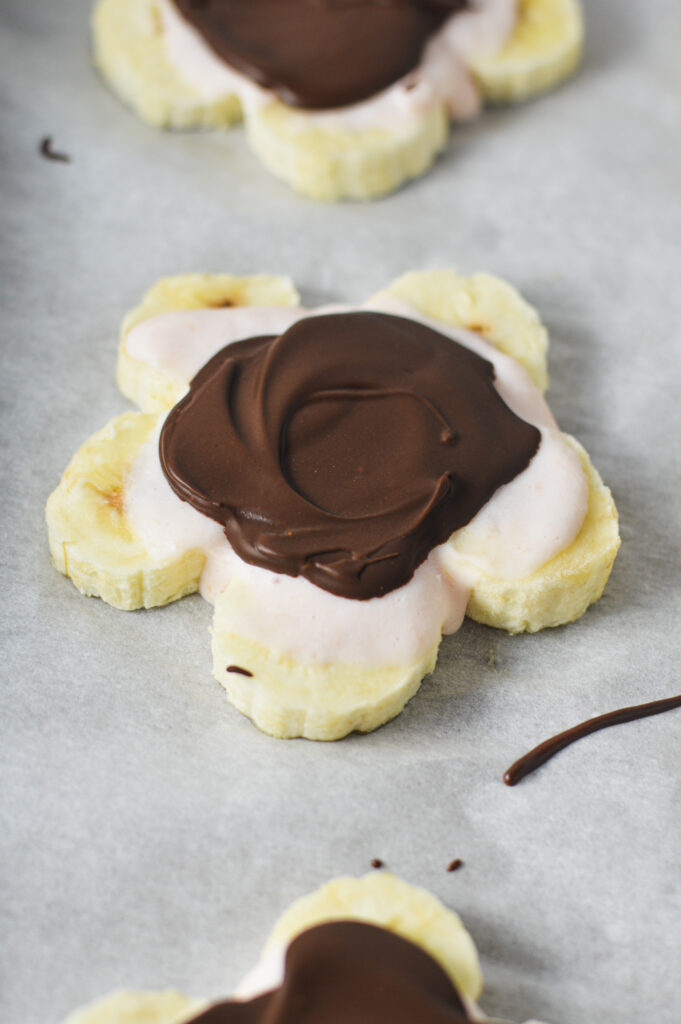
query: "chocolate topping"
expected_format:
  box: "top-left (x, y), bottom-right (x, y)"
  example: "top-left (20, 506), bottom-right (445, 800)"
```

top-left (160, 312), bottom-right (540, 600)
top-left (504, 693), bottom-right (681, 786)
top-left (171, 0), bottom-right (468, 109)
top-left (186, 920), bottom-right (472, 1023)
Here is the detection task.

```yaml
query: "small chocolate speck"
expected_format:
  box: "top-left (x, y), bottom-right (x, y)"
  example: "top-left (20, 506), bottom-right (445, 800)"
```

top-left (370, 858), bottom-right (384, 870)
top-left (446, 858), bottom-right (463, 873)
top-left (39, 136), bottom-right (71, 163)
top-left (227, 665), bottom-right (253, 677)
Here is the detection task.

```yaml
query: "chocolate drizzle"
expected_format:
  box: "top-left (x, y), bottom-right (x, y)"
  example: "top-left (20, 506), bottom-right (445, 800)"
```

top-left (504, 693), bottom-right (681, 786)
top-left (160, 312), bottom-right (540, 600)
top-left (171, 0), bottom-right (468, 109)
top-left (39, 136), bottom-right (71, 163)
top-left (185, 920), bottom-right (472, 1023)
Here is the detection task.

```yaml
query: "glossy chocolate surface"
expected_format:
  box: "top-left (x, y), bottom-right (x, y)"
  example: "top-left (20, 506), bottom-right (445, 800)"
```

top-left (186, 920), bottom-right (472, 1023)
top-left (172, 0), bottom-right (468, 109)
top-left (160, 312), bottom-right (540, 600)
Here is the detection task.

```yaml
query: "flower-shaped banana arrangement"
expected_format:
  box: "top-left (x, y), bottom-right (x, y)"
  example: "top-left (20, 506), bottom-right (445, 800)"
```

top-left (92, 0), bottom-right (584, 199)
top-left (46, 270), bottom-right (620, 740)
top-left (64, 873), bottom-right (549, 1024)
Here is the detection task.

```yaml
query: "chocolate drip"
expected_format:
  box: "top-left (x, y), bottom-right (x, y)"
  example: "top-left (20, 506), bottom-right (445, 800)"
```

top-left (171, 0), bottom-right (468, 109)
top-left (504, 693), bottom-right (681, 786)
top-left (186, 920), bottom-right (472, 1023)
top-left (160, 312), bottom-right (540, 600)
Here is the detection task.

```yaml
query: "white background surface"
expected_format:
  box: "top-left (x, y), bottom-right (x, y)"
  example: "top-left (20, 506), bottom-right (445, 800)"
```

top-left (1, 2), bottom-right (680, 1022)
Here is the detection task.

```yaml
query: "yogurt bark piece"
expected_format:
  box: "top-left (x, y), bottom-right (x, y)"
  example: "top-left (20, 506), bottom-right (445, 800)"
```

top-left (91, 0), bottom-right (583, 199)
top-left (46, 270), bottom-right (620, 740)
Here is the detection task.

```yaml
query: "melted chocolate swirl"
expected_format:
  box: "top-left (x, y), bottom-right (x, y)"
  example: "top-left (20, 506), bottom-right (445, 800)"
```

top-left (186, 921), bottom-right (473, 1023)
top-left (160, 312), bottom-right (540, 600)
top-left (171, 0), bottom-right (468, 109)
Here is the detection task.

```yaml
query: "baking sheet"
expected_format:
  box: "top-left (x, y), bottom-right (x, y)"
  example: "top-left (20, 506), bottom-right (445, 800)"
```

top-left (1, 1), bottom-right (680, 1022)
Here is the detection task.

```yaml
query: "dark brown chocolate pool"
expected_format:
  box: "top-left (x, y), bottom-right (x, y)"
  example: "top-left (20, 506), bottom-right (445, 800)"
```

top-left (159, 312), bottom-right (539, 600)
top-left (171, 0), bottom-right (468, 110)
top-left (185, 920), bottom-right (473, 1023)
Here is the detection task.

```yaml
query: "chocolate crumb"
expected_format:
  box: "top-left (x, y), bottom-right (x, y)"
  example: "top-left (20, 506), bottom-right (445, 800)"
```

top-left (370, 858), bottom-right (384, 870)
top-left (446, 858), bottom-right (463, 873)
top-left (226, 665), bottom-right (253, 677)
top-left (39, 136), bottom-right (71, 163)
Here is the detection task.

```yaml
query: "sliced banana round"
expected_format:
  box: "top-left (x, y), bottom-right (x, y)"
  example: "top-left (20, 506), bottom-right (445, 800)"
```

top-left (471, 0), bottom-right (584, 104)
top-left (46, 412), bottom-right (204, 611)
top-left (64, 990), bottom-right (206, 1024)
top-left (460, 435), bottom-right (620, 633)
top-left (92, 0), bottom-right (241, 129)
top-left (245, 100), bottom-right (449, 203)
top-left (117, 273), bottom-right (300, 414)
top-left (211, 589), bottom-right (439, 741)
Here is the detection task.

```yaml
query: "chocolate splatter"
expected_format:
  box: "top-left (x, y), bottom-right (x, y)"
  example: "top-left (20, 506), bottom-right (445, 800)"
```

top-left (39, 136), bottom-right (71, 163)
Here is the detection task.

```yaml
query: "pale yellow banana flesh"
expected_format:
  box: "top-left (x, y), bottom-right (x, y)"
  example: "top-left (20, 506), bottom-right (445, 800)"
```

top-left (47, 270), bottom-right (619, 739)
top-left (117, 273), bottom-right (300, 414)
top-left (46, 411), bottom-right (205, 611)
top-left (472, 0), bottom-right (584, 104)
top-left (92, 0), bottom-right (583, 200)
top-left (92, 0), bottom-right (241, 130)
top-left (211, 594), bottom-right (439, 741)
top-left (464, 434), bottom-right (620, 634)
top-left (63, 873), bottom-right (482, 1023)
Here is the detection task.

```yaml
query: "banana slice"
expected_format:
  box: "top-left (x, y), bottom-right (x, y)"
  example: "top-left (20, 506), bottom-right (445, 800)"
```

top-left (92, 0), bottom-right (241, 129)
top-left (63, 874), bottom-right (482, 1023)
top-left (461, 435), bottom-right (620, 633)
top-left (47, 270), bottom-right (619, 739)
top-left (211, 589), bottom-right (439, 741)
top-left (471, 0), bottom-right (584, 103)
top-left (92, 0), bottom-right (582, 200)
top-left (245, 100), bottom-right (449, 203)
top-left (46, 412), bottom-right (204, 611)
top-left (117, 273), bottom-right (300, 414)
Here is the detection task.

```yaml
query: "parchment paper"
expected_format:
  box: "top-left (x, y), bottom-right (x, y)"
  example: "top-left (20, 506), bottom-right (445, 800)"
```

top-left (1, 2), bottom-right (680, 1022)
